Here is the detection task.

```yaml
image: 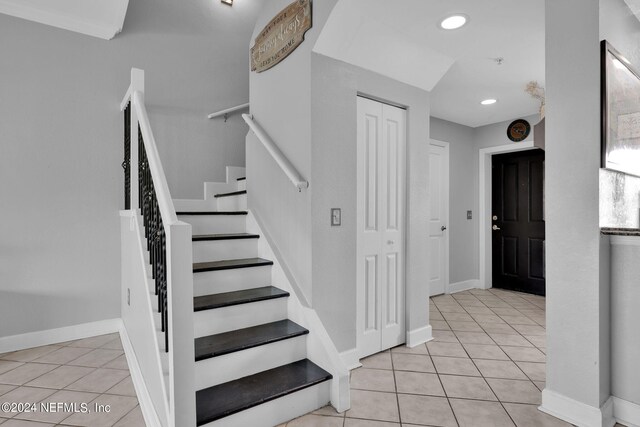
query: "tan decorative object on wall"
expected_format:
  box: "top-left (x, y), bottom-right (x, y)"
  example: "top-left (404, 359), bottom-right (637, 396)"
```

top-left (250, 0), bottom-right (312, 73)
top-left (526, 81), bottom-right (546, 120)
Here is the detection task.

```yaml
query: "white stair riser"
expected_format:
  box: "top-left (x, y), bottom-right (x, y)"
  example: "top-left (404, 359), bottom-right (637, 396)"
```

top-left (193, 265), bottom-right (272, 296)
top-left (192, 238), bottom-right (258, 263)
top-left (237, 180), bottom-right (246, 191)
top-left (172, 199), bottom-right (217, 212)
top-left (194, 298), bottom-right (288, 338)
top-left (195, 337), bottom-right (306, 390)
top-left (216, 194), bottom-right (247, 211)
top-left (201, 381), bottom-right (330, 427)
top-left (178, 215), bottom-right (245, 235)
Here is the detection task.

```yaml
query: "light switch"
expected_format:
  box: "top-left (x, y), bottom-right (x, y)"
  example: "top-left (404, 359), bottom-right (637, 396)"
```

top-left (467, 210), bottom-right (473, 220)
top-left (331, 208), bottom-right (341, 226)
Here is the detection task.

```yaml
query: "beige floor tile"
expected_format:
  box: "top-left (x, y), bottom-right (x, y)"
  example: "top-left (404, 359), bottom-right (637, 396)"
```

top-left (67, 349), bottom-right (123, 368)
top-left (462, 344), bottom-right (509, 360)
top-left (534, 381), bottom-right (546, 391)
top-left (344, 419), bottom-right (398, 427)
top-left (0, 385), bottom-right (17, 397)
top-left (500, 315), bottom-right (538, 325)
top-left (14, 390), bottom-right (99, 424)
top-left (463, 306), bottom-right (494, 315)
top-left (61, 393), bottom-right (138, 427)
top-left (431, 357), bottom-right (480, 376)
top-left (427, 342), bottom-right (467, 358)
top-left (524, 335), bottom-right (546, 348)
top-left (394, 371), bottom-right (445, 397)
top-left (486, 378), bottom-right (542, 404)
top-left (312, 406), bottom-right (343, 417)
top-left (454, 331), bottom-right (494, 345)
top-left (113, 406), bottom-right (146, 427)
top-left (361, 351), bottom-right (393, 369)
top-left (103, 355), bottom-right (130, 370)
top-left (390, 345), bottom-right (428, 355)
top-left (0, 363), bottom-right (23, 376)
top-left (442, 312), bottom-right (474, 322)
top-left (448, 321), bottom-right (484, 332)
top-left (512, 324), bottom-right (546, 336)
top-left (286, 414), bottom-right (343, 426)
top-left (501, 346), bottom-right (546, 363)
top-left (480, 323), bottom-right (519, 334)
top-left (100, 338), bottom-right (124, 351)
top-left (435, 305), bottom-right (467, 314)
top-left (397, 394), bottom-right (456, 427)
top-left (503, 403), bottom-right (573, 426)
top-left (31, 347), bottom-right (93, 365)
top-left (431, 331), bottom-right (458, 343)
top-left (25, 365), bottom-right (94, 389)
top-left (106, 376), bottom-right (136, 397)
top-left (430, 320), bottom-right (451, 331)
top-left (516, 362), bottom-right (546, 381)
top-left (439, 375), bottom-right (497, 400)
top-left (0, 363), bottom-right (58, 386)
top-left (346, 390), bottom-right (399, 423)
top-left (429, 311), bottom-right (444, 321)
top-left (67, 334), bottom-right (120, 349)
top-left (350, 368), bottom-right (395, 392)
top-left (488, 333), bottom-right (534, 347)
top-left (450, 398), bottom-right (515, 427)
top-left (473, 360), bottom-right (528, 380)
top-left (0, 346), bottom-right (61, 363)
top-left (391, 354), bottom-right (435, 373)
top-left (0, 420), bottom-right (55, 426)
top-left (491, 308), bottom-right (523, 316)
top-left (0, 387), bottom-right (57, 417)
top-left (65, 368), bottom-right (130, 393)
top-left (458, 300), bottom-right (486, 308)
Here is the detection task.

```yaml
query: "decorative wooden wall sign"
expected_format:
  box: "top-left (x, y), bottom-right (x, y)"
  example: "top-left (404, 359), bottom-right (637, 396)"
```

top-left (250, 0), bottom-right (312, 73)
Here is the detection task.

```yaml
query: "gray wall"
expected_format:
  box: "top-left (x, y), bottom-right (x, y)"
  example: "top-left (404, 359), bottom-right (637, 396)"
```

top-left (0, 0), bottom-right (259, 337)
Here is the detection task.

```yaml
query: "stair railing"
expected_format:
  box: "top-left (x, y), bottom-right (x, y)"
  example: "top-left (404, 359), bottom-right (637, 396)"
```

top-left (121, 68), bottom-right (196, 427)
top-left (207, 102), bottom-right (249, 121)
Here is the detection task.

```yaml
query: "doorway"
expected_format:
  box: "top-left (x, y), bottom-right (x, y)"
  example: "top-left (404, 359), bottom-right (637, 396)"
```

top-left (356, 96), bottom-right (407, 358)
top-left (491, 149), bottom-right (546, 295)
top-left (428, 140), bottom-right (449, 296)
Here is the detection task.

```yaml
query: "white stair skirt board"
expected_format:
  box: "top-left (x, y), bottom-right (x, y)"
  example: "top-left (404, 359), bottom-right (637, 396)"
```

top-left (447, 279), bottom-right (481, 294)
top-left (172, 199), bottom-right (217, 212)
top-left (237, 180), bottom-right (246, 191)
top-left (201, 381), bottom-right (330, 427)
top-left (178, 215), bottom-right (246, 235)
top-left (195, 337), bottom-right (307, 390)
top-left (216, 194), bottom-right (247, 211)
top-left (0, 318), bottom-right (122, 354)
top-left (540, 389), bottom-right (615, 427)
top-left (193, 265), bottom-right (273, 296)
top-left (406, 325), bottom-right (433, 348)
top-left (192, 238), bottom-right (258, 263)
top-left (194, 298), bottom-right (288, 338)
top-left (339, 349), bottom-right (362, 371)
top-left (613, 397), bottom-right (640, 427)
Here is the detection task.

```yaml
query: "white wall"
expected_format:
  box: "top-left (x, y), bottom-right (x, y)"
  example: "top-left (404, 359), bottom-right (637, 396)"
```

top-left (0, 0), bottom-right (260, 337)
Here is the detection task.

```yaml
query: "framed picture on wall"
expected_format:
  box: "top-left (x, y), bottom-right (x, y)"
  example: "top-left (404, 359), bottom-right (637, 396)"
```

top-left (601, 40), bottom-right (640, 177)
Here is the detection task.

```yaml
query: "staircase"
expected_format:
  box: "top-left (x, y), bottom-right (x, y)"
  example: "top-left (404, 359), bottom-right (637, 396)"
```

top-left (175, 170), bottom-right (333, 427)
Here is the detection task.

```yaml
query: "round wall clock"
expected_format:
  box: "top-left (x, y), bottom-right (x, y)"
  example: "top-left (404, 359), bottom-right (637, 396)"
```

top-left (507, 119), bottom-right (531, 142)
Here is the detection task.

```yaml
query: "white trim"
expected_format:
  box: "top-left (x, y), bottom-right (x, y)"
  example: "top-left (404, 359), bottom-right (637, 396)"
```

top-left (406, 325), bottom-right (433, 347)
top-left (339, 349), bottom-right (362, 371)
top-left (609, 235), bottom-right (640, 246)
top-left (478, 141), bottom-right (536, 289)
top-left (120, 324), bottom-right (162, 427)
top-left (613, 396), bottom-right (640, 427)
top-left (540, 389), bottom-right (615, 427)
top-left (0, 318), bottom-right (121, 354)
top-left (207, 102), bottom-right (250, 119)
top-left (447, 279), bottom-right (480, 294)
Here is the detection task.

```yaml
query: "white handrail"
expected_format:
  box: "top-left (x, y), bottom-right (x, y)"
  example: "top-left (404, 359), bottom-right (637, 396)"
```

top-left (242, 113), bottom-right (309, 191)
top-left (207, 102), bottom-right (250, 120)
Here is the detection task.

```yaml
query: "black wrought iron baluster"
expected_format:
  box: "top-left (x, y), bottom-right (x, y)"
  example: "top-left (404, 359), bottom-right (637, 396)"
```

top-left (123, 104), bottom-right (131, 210)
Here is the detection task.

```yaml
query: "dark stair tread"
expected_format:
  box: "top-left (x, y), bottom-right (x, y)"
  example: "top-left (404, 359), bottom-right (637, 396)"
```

top-left (177, 211), bottom-right (247, 215)
top-left (237, 177), bottom-right (246, 181)
top-left (192, 233), bottom-right (259, 241)
top-left (193, 257), bottom-right (273, 273)
top-left (195, 319), bottom-right (308, 361)
top-left (196, 359), bottom-right (331, 425)
top-left (214, 190), bottom-right (247, 198)
top-left (194, 286), bottom-right (289, 311)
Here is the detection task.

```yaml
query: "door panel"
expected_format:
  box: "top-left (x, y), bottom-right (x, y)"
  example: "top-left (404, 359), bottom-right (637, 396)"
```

top-left (428, 142), bottom-right (449, 296)
top-left (491, 150), bottom-right (545, 295)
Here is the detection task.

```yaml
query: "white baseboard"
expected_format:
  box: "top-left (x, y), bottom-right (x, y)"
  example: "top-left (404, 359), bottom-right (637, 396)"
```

top-left (447, 279), bottom-right (480, 294)
top-left (339, 349), bottom-right (361, 371)
top-left (406, 325), bottom-right (433, 347)
top-left (613, 396), bottom-right (640, 427)
top-left (0, 318), bottom-right (122, 354)
top-left (540, 389), bottom-right (615, 427)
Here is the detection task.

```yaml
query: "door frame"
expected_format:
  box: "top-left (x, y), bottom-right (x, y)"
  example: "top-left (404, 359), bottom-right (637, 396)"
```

top-left (478, 141), bottom-right (535, 289)
top-left (429, 139), bottom-right (450, 296)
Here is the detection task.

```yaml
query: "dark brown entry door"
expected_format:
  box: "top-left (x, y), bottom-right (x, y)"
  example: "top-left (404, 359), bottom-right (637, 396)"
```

top-left (492, 149), bottom-right (545, 295)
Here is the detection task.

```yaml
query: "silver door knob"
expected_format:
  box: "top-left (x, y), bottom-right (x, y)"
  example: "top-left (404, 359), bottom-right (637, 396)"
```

top-left (441, 226), bottom-right (447, 231)
top-left (387, 240), bottom-right (394, 245)
top-left (492, 225), bottom-right (501, 231)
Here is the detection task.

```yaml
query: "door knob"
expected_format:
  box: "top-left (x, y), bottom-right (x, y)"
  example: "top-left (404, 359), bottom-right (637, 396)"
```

top-left (387, 240), bottom-right (394, 245)
top-left (492, 225), bottom-right (501, 231)
top-left (441, 226), bottom-right (447, 231)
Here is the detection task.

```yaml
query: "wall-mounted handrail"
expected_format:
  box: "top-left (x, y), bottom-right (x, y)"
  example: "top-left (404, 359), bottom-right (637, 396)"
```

top-left (242, 113), bottom-right (309, 191)
top-left (208, 102), bottom-right (250, 121)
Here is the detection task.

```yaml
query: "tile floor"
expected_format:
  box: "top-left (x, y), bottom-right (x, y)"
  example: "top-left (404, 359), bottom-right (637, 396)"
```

top-left (282, 288), bottom-right (576, 427)
top-left (0, 333), bottom-right (145, 427)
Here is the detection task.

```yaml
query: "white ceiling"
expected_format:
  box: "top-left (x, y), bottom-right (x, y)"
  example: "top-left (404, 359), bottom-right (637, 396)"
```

top-left (314, 0), bottom-right (545, 128)
top-left (0, 0), bottom-right (129, 40)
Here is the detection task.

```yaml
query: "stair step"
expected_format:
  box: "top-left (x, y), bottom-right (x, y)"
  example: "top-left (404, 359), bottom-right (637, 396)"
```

top-left (195, 319), bottom-right (308, 361)
top-left (193, 257), bottom-right (273, 273)
top-left (194, 286), bottom-right (289, 311)
top-left (192, 233), bottom-right (259, 242)
top-left (237, 177), bottom-right (246, 181)
top-left (214, 190), bottom-right (247, 198)
top-left (177, 211), bottom-right (247, 215)
top-left (196, 359), bottom-right (332, 426)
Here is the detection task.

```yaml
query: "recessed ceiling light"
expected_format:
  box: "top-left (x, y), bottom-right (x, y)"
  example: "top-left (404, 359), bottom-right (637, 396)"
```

top-left (481, 99), bottom-right (497, 105)
top-left (221, 0), bottom-right (233, 5)
top-left (440, 15), bottom-right (468, 30)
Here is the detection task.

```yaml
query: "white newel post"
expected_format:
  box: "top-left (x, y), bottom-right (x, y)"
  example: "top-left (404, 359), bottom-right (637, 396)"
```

top-left (129, 68), bottom-right (144, 211)
top-left (167, 223), bottom-right (196, 427)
